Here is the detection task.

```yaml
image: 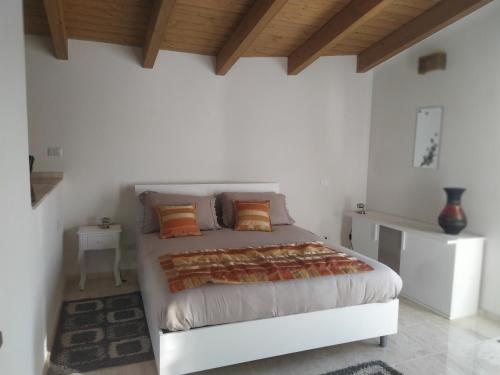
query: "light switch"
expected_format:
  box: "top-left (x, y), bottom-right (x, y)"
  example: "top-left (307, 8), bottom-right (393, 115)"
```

top-left (47, 147), bottom-right (63, 157)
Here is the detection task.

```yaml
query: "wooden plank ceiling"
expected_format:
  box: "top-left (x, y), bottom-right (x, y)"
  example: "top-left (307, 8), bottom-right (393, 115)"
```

top-left (24, 0), bottom-right (492, 74)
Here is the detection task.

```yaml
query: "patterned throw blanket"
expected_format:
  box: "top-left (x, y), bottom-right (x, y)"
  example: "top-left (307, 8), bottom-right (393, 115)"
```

top-left (158, 242), bottom-right (374, 293)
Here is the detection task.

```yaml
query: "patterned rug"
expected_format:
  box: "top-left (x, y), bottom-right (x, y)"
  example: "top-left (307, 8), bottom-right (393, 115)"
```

top-left (322, 361), bottom-right (402, 375)
top-left (48, 292), bottom-right (154, 374)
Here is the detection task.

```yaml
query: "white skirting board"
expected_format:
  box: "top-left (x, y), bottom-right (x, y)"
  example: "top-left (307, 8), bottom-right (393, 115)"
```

top-left (148, 299), bottom-right (399, 375)
top-left (479, 309), bottom-right (500, 323)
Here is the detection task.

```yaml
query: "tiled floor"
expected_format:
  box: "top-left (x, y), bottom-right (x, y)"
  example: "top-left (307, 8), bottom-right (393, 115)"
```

top-left (64, 273), bottom-right (500, 375)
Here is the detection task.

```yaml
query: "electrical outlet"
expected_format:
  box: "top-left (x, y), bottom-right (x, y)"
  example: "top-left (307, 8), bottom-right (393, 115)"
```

top-left (47, 147), bottom-right (63, 157)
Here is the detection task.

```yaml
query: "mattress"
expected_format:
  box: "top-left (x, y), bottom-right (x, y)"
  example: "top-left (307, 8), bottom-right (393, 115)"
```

top-left (137, 225), bottom-right (402, 331)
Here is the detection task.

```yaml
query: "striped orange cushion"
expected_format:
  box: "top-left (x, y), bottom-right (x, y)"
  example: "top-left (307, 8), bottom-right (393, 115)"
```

top-left (155, 204), bottom-right (202, 239)
top-left (234, 200), bottom-right (272, 232)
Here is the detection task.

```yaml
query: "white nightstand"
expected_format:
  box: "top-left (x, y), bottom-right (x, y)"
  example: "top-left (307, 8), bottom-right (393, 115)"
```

top-left (77, 224), bottom-right (122, 290)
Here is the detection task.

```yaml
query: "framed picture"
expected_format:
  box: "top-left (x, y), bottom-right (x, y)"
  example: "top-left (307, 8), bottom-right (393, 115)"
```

top-left (413, 106), bottom-right (443, 169)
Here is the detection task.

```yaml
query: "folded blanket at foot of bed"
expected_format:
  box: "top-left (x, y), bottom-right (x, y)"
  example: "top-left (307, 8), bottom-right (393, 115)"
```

top-left (158, 241), bottom-right (373, 293)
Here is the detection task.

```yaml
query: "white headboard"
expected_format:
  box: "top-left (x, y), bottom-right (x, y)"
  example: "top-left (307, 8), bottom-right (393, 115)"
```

top-left (134, 182), bottom-right (280, 225)
top-left (134, 182), bottom-right (279, 197)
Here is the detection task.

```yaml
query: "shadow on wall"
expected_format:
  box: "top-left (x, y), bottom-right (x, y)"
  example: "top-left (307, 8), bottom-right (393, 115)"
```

top-left (340, 216), bottom-right (353, 249)
top-left (340, 197), bottom-right (354, 249)
top-left (111, 43), bottom-right (143, 67)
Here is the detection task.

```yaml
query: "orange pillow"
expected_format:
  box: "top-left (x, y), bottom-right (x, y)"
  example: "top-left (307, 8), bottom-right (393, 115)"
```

top-left (155, 204), bottom-right (202, 239)
top-left (234, 200), bottom-right (272, 232)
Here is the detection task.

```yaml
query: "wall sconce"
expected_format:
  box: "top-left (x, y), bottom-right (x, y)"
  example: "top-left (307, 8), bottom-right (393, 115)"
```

top-left (418, 52), bottom-right (447, 74)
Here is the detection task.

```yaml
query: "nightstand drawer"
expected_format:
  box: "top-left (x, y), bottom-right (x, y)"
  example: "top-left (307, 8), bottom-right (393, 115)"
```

top-left (86, 234), bottom-right (116, 250)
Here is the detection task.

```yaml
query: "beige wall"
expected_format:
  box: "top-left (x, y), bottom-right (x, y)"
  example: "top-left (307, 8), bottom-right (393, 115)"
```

top-left (367, 2), bottom-right (500, 316)
top-left (26, 36), bottom-right (373, 275)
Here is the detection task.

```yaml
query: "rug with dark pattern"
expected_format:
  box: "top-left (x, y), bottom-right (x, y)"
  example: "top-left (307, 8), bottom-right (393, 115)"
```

top-left (48, 292), bottom-right (154, 374)
top-left (322, 360), bottom-right (402, 375)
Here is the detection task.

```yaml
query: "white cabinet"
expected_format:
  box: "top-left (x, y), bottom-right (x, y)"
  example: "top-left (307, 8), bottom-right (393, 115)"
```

top-left (347, 211), bottom-right (484, 319)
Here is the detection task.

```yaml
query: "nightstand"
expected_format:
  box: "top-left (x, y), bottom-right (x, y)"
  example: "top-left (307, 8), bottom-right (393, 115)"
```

top-left (77, 225), bottom-right (122, 290)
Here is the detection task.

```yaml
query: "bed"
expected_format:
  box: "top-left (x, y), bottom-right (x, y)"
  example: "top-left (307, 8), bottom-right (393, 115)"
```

top-left (134, 183), bottom-right (402, 375)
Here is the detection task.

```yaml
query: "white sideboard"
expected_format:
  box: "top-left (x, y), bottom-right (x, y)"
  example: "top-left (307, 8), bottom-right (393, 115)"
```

top-left (347, 211), bottom-right (484, 320)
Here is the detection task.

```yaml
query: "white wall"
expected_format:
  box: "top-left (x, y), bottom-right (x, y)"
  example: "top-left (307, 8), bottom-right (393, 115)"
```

top-left (0, 2), bottom-right (37, 373)
top-left (367, 1), bottom-right (500, 316)
top-left (0, 1), bottom-right (63, 374)
top-left (25, 36), bottom-right (373, 275)
top-left (32, 183), bottom-right (65, 373)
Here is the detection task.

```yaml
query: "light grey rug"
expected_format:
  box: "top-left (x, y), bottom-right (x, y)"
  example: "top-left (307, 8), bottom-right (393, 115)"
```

top-left (322, 361), bottom-right (402, 375)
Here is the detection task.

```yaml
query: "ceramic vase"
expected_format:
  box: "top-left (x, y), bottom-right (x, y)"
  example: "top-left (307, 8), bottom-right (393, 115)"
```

top-left (438, 188), bottom-right (467, 235)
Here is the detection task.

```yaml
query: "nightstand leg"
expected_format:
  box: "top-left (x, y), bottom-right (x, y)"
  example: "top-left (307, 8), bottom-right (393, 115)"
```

top-left (78, 250), bottom-right (86, 290)
top-left (114, 246), bottom-right (122, 286)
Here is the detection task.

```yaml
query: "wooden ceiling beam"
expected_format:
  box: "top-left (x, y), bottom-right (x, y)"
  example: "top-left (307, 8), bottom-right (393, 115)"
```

top-left (287, 0), bottom-right (391, 75)
top-left (143, 0), bottom-right (176, 69)
top-left (357, 0), bottom-right (493, 73)
top-left (43, 0), bottom-right (68, 60)
top-left (216, 0), bottom-right (288, 75)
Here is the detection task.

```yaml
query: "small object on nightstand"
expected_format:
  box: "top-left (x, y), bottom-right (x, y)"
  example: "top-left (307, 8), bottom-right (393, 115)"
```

top-left (356, 203), bottom-right (366, 215)
top-left (77, 224), bottom-right (122, 290)
top-left (99, 216), bottom-right (112, 229)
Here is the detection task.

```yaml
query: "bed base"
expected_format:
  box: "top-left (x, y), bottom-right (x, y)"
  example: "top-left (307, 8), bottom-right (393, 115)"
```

top-left (146, 297), bottom-right (398, 375)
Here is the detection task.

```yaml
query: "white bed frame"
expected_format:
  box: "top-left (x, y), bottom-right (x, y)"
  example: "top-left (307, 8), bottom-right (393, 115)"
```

top-left (134, 183), bottom-right (399, 375)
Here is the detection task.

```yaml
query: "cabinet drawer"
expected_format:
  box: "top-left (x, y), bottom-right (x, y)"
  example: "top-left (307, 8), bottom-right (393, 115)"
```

top-left (86, 234), bottom-right (116, 250)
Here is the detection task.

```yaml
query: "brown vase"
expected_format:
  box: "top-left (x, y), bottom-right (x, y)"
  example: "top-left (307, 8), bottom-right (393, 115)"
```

top-left (438, 188), bottom-right (467, 235)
